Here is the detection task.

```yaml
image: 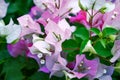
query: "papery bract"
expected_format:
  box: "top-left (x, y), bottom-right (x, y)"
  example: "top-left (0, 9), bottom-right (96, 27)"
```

top-left (66, 54), bottom-right (99, 79)
top-left (27, 52), bottom-right (50, 74)
top-left (45, 19), bottom-right (72, 52)
top-left (92, 13), bottom-right (107, 30)
top-left (79, 0), bottom-right (115, 12)
top-left (33, 0), bottom-right (45, 9)
top-left (7, 40), bottom-right (28, 57)
top-left (29, 34), bottom-right (52, 56)
top-left (110, 40), bottom-right (120, 62)
top-left (103, 2), bottom-right (120, 29)
top-left (38, 10), bottom-right (61, 26)
top-left (17, 14), bottom-right (43, 37)
top-left (70, 10), bottom-right (90, 28)
top-left (0, 0), bottom-right (9, 19)
top-left (0, 19), bottom-right (21, 43)
top-left (33, 0), bottom-right (79, 17)
top-left (95, 63), bottom-right (114, 80)
top-left (30, 6), bottom-right (44, 20)
top-left (46, 53), bottom-right (69, 77)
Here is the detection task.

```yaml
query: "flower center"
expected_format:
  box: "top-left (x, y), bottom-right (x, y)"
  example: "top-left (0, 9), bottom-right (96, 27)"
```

top-left (77, 61), bottom-right (91, 73)
top-left (52, 32), bottom-right (62, 42)
top-left (40, 59), bottom-right (46, 64)
top-left (111, 11), bottom-right (118, 20)
top-left (103, 69), bottom-right (107, 74)
top-left (37, 53), bottom-right (43, 58)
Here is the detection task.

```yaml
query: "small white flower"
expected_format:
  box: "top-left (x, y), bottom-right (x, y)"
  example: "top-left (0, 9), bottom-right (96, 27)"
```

top-left (103, 69), bottom-right (107, 74)
top-left (37, 53), bottom-right (43, 58)
top-left (40, 59), bottom-right (45, 64)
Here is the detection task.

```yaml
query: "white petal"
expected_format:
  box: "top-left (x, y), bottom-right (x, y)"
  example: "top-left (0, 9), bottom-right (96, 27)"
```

top-left (33, 0), bottom-right (45, 9)
top-left (0, 0), bottom-right (9, 18)
top-left (34, 41), bottom-right (51, 55)
top-left (82, 40), bottom-right (97, 54)
top-left (32, 34), bottom-right (43, 43)
top-left (104, 3), bottom-right (115, 12)
top-left (6, 24), bottom-right (21, 43)
top-left (94, 0), bottom-right (106, 10)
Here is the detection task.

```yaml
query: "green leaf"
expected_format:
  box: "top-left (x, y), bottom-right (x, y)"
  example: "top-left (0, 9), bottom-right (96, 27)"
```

top-left (102, 27), bottom-right (118, 37)
top-left (29, 72), bottom-right (49, 80)
top-left (7, 3), bottom-right (19, 14)
top-left (90, 28), bottom-right (100, 35)
top-left (99, 39), bottom-right (106, 48)
top-left (29, 71), bottom-right (65, 80)
top-left (80, 39), bottom-right (89, 53)
top-left (0, 50), bottom-right (10, 64)
top-left (62, 39), bottom-right (79, 53)
top-left (2, 58), bottom-right (25, 80)
top-left (0, 43), bottom-right (10, 64)
top-left (94, 41), bottom-right (112, 57)
top-left (73, 26), bottom-right (89, 40)
top-left (67, 51), bottom-right (78, 62)
top-left (0, 37), bottom-right (7, 43)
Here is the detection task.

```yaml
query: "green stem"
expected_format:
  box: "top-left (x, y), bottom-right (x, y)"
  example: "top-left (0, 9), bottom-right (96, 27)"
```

top-left (63, 71), bottom-right (71, 80)
top-left (65, 76), bottom-right (71, 80)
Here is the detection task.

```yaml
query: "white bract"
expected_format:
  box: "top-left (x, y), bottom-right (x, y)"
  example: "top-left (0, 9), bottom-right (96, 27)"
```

top-left (0, 0), bottom-right (9, 19)
top-left (79, 0), bottom-right (115, 12)
top-left (33, 0), bottom-right (45, 9)
top-left (29, 34), bottom-right (51, 56)
top-left (0, 19), bottom-right (21, 43)
top-left (82, 40), bottom-right (97, 54)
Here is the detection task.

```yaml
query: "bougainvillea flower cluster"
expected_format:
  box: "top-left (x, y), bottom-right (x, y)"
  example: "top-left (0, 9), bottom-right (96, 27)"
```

top-left (1, 0), bottom-right (120, 80)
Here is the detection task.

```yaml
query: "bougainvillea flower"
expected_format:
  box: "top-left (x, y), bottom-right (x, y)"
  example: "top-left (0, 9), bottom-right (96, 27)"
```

top-left (32, 0), bottom-right (80, 26)
top-left (95, 63), bottom-right (114, 80)
top-left (33, 0), bottom-right (45, 9)
top-left (30, 6), bottom-right (50, 26)
top-left (33, 0), bottom-right (78, 17)
top-left (27, 52), bottom-right (49, 72)
top-left (7, 40), bottom-right (28, 57)
top-left (45, 19), bottom-right (72, 52)
top-left (27, 52), bottom-right (50, 74)
top-left (79, 0), bottom-right (115, 12)
top-left (70, 10), bottom-right (106, 30)
top-left (30, 6), bottom-right (44, 20)
top-left (67, 54), bottom-right (99, 79)
top-left (46, 54), bottom-right (99, 79)
top-left (70, 10), bottom-right (87, 23)
top-left (92, 13), bottom-right (106, 30)
top-left (29, 34), bottom-right (52, 56)
top-left (110, 40), bottom-right (120, 62)
top-left (33, 0), bottom-right (80, 26)
top-left (45, 53), bottom-right (69, 77)
top-left (28, 34), bottom-right (56, 72)
top-left (0, 19), bottom-right (21, 43)
top-left (103, 2), bottom-right (120, 29)
top-left (67, 0), bottom-right (80, 14)
top-left (70, 10), bottom-right (90, 28)
top-left (37, 10), bottom-right (61, 26)
top-left (17, 14), bottom-right (43, 37)
top-left (0, 0), bottom-right (9, 19)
